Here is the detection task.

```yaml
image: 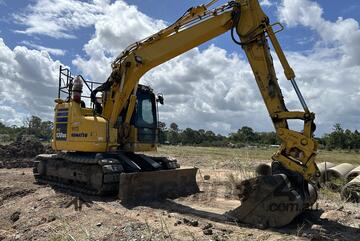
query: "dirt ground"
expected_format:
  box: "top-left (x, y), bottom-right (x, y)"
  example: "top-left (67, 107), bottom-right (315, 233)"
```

top-left (0, 147), bottom-right (359, 241)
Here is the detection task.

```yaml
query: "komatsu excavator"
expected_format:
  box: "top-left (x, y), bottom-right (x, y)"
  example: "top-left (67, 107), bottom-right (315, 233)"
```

top-left (34, 0), bottom-right (320, 227)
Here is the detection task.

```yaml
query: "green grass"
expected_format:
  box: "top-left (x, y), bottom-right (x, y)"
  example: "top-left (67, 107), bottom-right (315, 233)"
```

top-left (158, 145), bottom-right (274, 160)
top-left (154, 145), bottom-right (275, 169)
top-left (156, 145), bottom-right (360, 167)
top-left (316, 149), bottom-right (360, 165)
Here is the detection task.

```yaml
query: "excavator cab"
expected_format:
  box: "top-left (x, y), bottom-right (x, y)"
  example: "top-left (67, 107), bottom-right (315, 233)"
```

top-left (53, 67), bottom-right (161, 152)
top-left (131, 85), bottom-right (159, 144)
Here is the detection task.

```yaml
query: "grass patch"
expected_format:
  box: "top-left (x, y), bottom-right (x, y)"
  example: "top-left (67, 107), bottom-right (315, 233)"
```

top-left (156, 145), bottom-right (360, 167)
top-left (319, 186), bottom-right (341, 202)
top-left (316, 150), bottom-right (360, 165)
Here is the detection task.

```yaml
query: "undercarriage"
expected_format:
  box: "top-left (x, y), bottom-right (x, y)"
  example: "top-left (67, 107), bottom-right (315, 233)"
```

top-left (33, 152), bottom-right (199, 200)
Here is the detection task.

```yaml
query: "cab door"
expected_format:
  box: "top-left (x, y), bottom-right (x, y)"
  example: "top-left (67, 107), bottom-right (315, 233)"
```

top-left (133, 88), bottom-right (158, 143)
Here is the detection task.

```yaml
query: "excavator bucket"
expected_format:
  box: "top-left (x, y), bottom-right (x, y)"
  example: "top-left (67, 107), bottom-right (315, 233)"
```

top-left (225, 174), bottom-right (317, 228)
top-left (118, 168), bottom-right (199, 203)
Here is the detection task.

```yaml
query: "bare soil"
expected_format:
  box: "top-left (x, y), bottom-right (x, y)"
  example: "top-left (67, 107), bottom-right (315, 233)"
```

top-left (0, 146), bottom-right (359, 240)
top-left (0, 165), bottom-right (359, 241)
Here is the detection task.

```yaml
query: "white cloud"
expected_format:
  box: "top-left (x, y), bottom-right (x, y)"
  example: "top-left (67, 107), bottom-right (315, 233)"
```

top-left (271, 48), bottom-right (360, 134)
top-left (276, 0), bottom-right (360, 133)
top-left (260, 0), bottom-right (273, 7)
top-left (13, 0), bottom-right (110, 39)
top-left (22, 41), bottom-right (66, 56)
top-left (278, 0), bottom-right (360, 66)
top-left (0, 38), bottom-right (62, 125)
top-left (73, 0), bottom-right (165, 82)
top-left (0, 106), bottom-right (26, 127)
top-left (141, 45), bottom-right (268, 134)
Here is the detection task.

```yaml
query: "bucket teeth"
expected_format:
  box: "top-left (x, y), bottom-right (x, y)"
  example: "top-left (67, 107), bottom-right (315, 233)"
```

top-left (225, 174), bottom-right (317, 228)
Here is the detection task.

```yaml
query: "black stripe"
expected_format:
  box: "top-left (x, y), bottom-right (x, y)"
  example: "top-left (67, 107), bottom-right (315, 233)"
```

top-left (56, 117), bottom-right (68, 122)
top-left (56, 112), bottom-right (68, 117)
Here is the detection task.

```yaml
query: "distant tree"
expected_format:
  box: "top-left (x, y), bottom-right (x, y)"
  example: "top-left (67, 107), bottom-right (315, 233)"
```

top-left (323, 123), bottom-right (345, 149)
top-left (166, 122), bottom-right (180, 145)
top-left (352, 130), bottom-right (360, 149)
top-left (39, 121), bottom-right (53, 140)
top-left (158, 121), bottom-right (167, 144)
top-left (181, 128), bottom-right (197, 145)
top-left (321, 123), bottom-right (360, 150)
top-left (20, 116), bottom-right (53, 140)
top-left (230, 126), bottom-right (258, 144)
top-left (155, 122), bottom-right (360, 150)
top-left (257, 132), bottom-right (280, 145)
top-left (0, 122), bottom-right (6, 129)
top-left (158, 121), bottom-right (166, 130)
top-left (170, 122), bottom-right (179, 132)
top-left (205, 130), bottom-right (216, 142)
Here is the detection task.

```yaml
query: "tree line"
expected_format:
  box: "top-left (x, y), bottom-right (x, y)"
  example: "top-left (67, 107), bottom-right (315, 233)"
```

top-left (1, 116), bottom-right (359, 151)
top-left (0, 116), bottom-right (52, 142)
top-left (159, 122), bottom-right (360, 151)
top-left (158, 122), bottom-right (280, 148)
top-left (319, 123), bottom-right (360, 150)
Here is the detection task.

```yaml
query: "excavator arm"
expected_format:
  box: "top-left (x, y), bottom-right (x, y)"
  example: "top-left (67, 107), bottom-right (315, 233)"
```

top-left (88, 0), bottom-right (321, 227)
top-left (99, 0), bottom-right (319, 183)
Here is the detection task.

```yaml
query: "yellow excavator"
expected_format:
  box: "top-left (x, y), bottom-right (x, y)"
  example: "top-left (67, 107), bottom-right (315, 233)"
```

top-left (34, 0), bottom-right (320, 228)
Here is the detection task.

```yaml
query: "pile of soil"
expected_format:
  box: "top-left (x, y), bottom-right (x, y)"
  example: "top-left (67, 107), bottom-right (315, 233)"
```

top-left (0, 140), bottom-right (53, 169)
top-left (0, 140), bottom-right (45, 159)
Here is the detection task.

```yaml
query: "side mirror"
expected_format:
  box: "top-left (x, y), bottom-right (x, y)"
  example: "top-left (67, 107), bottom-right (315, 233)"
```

top-left (157, 94), bottom-right (164, 105)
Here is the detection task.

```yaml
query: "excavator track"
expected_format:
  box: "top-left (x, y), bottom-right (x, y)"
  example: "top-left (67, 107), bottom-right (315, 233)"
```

top-left (33, 152), bottom-right (199, 199)
top-left (33, 154), bottom-right (123, 195)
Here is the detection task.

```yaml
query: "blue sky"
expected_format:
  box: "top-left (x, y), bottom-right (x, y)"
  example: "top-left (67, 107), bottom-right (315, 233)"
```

top-left (0, 0), bottom-right (359, 135)
top-left (2, 0), bottom-right (359, 71)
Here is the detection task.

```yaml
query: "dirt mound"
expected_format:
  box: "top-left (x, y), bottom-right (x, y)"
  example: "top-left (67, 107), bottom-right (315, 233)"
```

top-left (0, 140), bottom-right (45, 159)
top-left (0, 140), bottom-right (54, 168)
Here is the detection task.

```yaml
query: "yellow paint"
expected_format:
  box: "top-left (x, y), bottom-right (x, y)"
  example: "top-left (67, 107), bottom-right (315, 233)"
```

top-left (52, 0), bottom-right (318, 181)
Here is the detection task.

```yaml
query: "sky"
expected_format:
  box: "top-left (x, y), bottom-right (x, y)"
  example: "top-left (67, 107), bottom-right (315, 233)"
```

top-left (0, 0), bottom-right (359, 136)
